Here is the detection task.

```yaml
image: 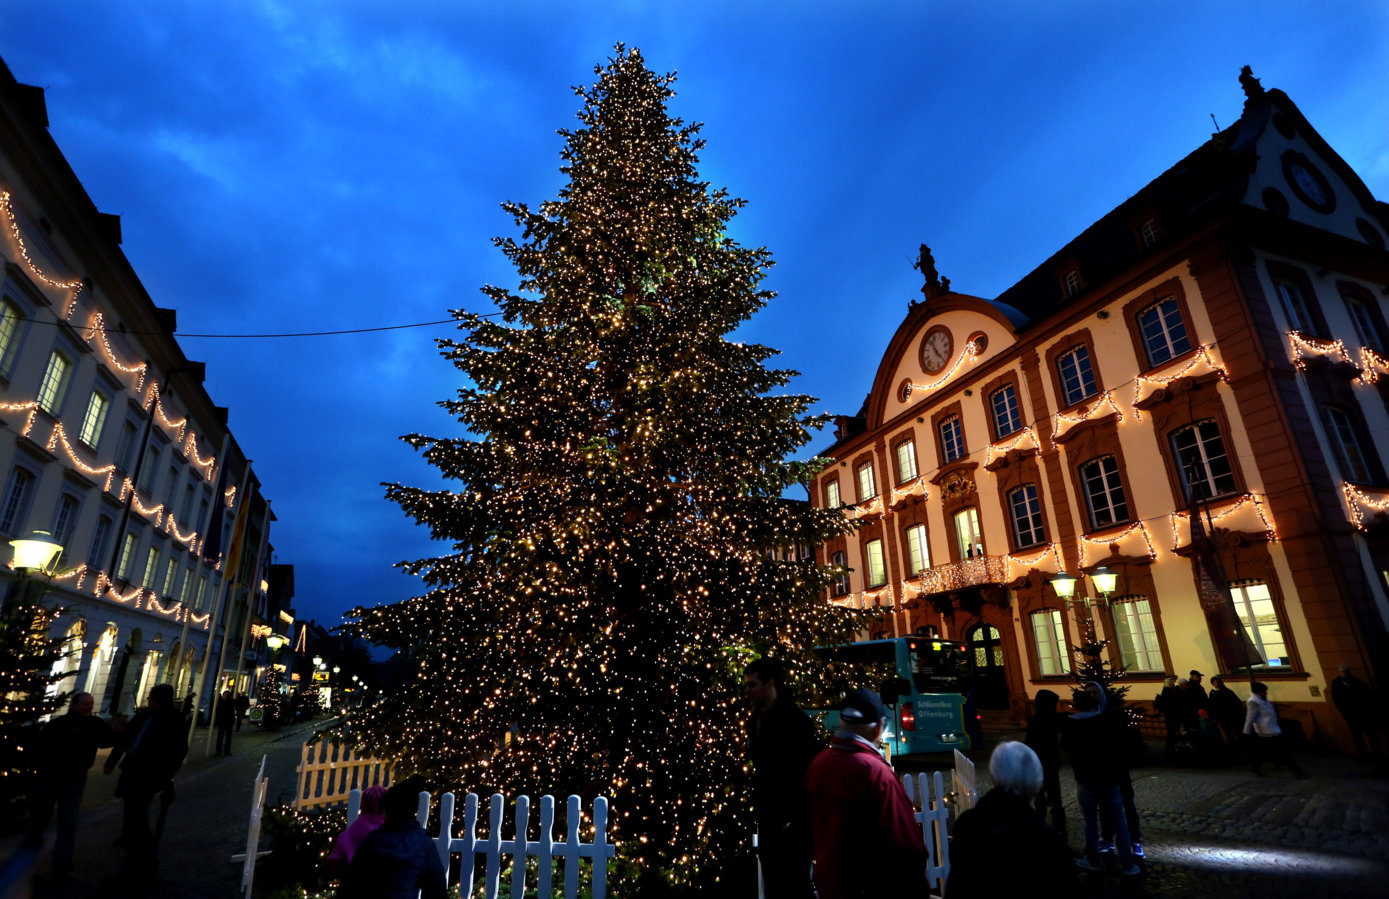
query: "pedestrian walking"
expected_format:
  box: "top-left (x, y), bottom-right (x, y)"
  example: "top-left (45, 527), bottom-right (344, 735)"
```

top-left (339, 778), bottom-right (446, 899)
top-left (21, 692), bottom-right (120, 880)
top-left (1244, 682), bottom-right (1307, 777)
top-left (743, 658), bottom-right (820, 899)
top-left (1156, 675), bottom-right (1184, 760)
top-left (1331, 664), bottom-right (1382, 759)
top-left (805, 689), bottom-right (926, 899)
top-left (103, 683), bottom-right (189, 885)
top-left (1061, 682), bottom-right (1140, 876)
top-left (946, 741), bottom-right (1078, 896)
top-left (1207, 676), bottom-right (1246, 758)
top-left (326, 785), bottom-right (387, 879)
top-left (1024, 688), bottom-right (1065, 832)
top-left (215, 689), bottom-right (236, 755)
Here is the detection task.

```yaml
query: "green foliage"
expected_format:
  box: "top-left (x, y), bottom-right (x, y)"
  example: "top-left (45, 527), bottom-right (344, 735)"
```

top-left (337, 44), bottom-right (865, 888)
top-left (0, 591), bottom-right (71, 820)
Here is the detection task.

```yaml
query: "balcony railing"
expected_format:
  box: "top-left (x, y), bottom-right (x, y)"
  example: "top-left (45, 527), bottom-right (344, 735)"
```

top-left (911, 555), bottom-right (1010, 595)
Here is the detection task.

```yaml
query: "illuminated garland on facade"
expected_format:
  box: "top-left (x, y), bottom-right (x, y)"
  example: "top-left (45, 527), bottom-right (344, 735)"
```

top-left (1075, 522), bottom-right (1159, 566)
top-left (888, 475), bottom-right (928, 506)
top-left (984, 426), bottom-right (1040, 465)
top-left (1050, 390), bottom-right (1124, 448)
top-left (904, 340), bottom-right (982, 396)
top-left (1167, 493), bottom-right (1278, 546)
top-left (1287, 331), bottom-right (1353, 369)
top-left (1342, 483), bottom-right (1389, 530)
top-left (1130, 345), bottom-right (1229, 419)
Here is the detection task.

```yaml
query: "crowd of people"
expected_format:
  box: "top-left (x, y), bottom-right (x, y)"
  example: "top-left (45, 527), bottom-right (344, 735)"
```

top-left (741, 659), bottom-right (1381, 898)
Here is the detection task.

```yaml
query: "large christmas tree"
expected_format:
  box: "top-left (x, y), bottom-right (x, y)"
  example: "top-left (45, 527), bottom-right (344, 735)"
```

top-left (341, 46), bottom-right (861, 889)
top-left (0, 593), bottom-right (70, 817)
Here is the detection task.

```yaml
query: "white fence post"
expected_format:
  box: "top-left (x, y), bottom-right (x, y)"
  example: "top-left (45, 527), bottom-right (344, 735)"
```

top-left (901, 770), bottom-right (951, 894)
top-left (951, 748), bottom-right (977, 818)
top-left (345, 788), bottom-right (615, 899)
top-left (232, 756), bottom-right (271, 898)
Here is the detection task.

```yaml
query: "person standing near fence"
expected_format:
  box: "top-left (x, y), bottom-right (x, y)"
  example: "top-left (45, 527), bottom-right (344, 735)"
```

top-left (102, 683), bottom-right (188, 886)
top-left (945, 741), bottom-right (1078, 896)
top-left (805, 689), bottom-right (926, 899)
top-left (340, 778), bottom-right (446, 899)
top-left (744, 658), bottom-right (820, 899)
top-left (21, 692), bottom-right (119, 881)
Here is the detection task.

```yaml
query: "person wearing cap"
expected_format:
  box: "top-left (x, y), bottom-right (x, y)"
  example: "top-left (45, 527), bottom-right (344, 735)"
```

top-left (946, 741), bottom-right (1078, 895)
top-left (805, 689), bottom-right (926, 899)
top-left (1182, 669), bottom-right (1209, 733)
top-left (744, 658), bottom-right (820, 899)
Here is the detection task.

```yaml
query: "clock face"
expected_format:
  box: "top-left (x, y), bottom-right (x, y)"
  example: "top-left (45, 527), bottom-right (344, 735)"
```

top-left (920, 327), bottom-right (953, 374)
top-left (1282, 152), bottom-right (1335, 213)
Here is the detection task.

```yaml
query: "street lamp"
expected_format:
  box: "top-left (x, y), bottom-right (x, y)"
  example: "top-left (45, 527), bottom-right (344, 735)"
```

top-left (266, 633), bottom-right (287, 652)
top-left (9, 530), bottom-right (64, 573)
top-left (1090, 566), bottom-right (1118, 605)
top-left (312, 655), bottom-right (323, 667)
top-left (1049, 570), bottom-right (1077, 605)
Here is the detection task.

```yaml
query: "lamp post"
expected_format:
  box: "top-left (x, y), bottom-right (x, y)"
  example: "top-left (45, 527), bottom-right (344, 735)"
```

top-left (6, 530), bottom-right (64, 613)
top-left (1090, 566), bottom-right (1118, 605)
top-left (1048, 570), bottom-right (1078, 607)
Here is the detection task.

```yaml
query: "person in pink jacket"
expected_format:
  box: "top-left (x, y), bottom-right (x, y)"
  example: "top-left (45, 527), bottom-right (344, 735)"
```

top-left (805, 689), bottom-right (926, 899)
top-left (326, 785), bottom-right (388, 879)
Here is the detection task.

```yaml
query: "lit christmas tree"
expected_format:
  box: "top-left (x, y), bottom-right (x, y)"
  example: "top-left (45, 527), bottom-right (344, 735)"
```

top-left (340, 45), bottom-right (860, 891)
top-left (0, 596), bottom-right (69, 816)
top-left (258, 665), bottom-right (286, 727)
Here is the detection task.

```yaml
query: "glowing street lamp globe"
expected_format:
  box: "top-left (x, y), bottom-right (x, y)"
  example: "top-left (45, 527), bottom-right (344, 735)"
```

top-left (266, 633), bottom-right (287, 652)
top-left (1049, 570), bottom-right (1078, 601)
top-left (9, 530), bottom-right (63, 573)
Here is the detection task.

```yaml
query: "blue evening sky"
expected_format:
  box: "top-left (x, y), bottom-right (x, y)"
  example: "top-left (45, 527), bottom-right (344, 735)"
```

top-left (1, 1), bottom-right (1386, 628)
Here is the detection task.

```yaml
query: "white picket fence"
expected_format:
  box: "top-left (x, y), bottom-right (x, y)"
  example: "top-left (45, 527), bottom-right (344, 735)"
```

top-left (951, 748), bottom-right (977, 816)
top-left (900, 769), bottom-right (952, 893)
top-left (294, 740), bottom-right (394, 810)
top-left (348, 788), bottom-right (616, 899)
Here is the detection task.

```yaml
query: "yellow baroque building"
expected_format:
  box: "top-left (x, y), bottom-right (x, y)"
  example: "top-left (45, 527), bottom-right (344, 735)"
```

top-left (813, 71), bottom-right (1388, 752)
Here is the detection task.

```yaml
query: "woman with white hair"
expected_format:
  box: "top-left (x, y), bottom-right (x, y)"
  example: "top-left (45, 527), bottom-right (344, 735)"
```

top-left (944, 741), bottom-right (1077, 895)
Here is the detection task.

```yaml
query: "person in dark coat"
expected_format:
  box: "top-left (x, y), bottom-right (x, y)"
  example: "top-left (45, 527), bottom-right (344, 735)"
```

top-left (103, 683), bottom-right (189, 883)
top-left (215, 690), bottom-right (236, 756)
top-left (23, 692), bottom-right (119, 878)
top-left (946, 741), bottom-right (1078, 896)
top-left (744, 658), bottom-right (820, 899)
top-left (1208, 676), bottom-right (1246, 758)
top-left (1331, 665), bottom-right (1381, 759)
top-left (1061, 683), bottom-right (1139, 875)
top-left (339, 778), bottom-right (446, 899)
top-left (1024, 689), bottom-right (1065, 832)
top-left (1183, 670), bottom-right (1209, 732)
top-left (1156, 675), bottom-right (1184, 759)
top-left (806, 689), bottom-right (926, 899)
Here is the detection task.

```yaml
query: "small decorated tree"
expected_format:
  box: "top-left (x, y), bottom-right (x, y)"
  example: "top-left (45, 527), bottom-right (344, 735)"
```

top-left (0, 594), bottom-right (70, 818)
top-left (258, 665), bottom-right (286, 726)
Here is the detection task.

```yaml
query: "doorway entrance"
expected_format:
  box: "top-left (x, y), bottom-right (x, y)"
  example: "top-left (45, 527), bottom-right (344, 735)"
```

top-left (967, 624), bottom-right (1009, 709)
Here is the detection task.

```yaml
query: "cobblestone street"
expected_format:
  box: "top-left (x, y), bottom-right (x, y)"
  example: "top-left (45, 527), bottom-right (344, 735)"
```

top-left (963, 734), bottom-right (1389, 899)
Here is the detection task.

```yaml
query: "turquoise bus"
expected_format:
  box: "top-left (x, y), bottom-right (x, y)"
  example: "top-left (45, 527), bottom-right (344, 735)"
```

top-left (817, 636), bottom-right (972, 757)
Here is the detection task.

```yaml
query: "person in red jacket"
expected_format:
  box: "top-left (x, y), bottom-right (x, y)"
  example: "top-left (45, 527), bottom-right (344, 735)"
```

top-left (806, 689), bottom-right (926, 899)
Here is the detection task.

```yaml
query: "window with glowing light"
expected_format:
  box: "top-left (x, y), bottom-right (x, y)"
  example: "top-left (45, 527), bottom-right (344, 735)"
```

top-left (0, 300), bottom-right (23, 377)
top-left (1081, 456), bottom-right (1130, 529)
top-left (990, 384), bottom-right (1022, 438)
top-left (142, 547), bottom-right (160, 588)
top-left (864, 539), bottom-right (886, 588)
top-left (904, 523), bottom-right (930, 575)
top-left (1172, 420), bottom-right (1237, 499)
top-left (939, 416), bottom-right (964, 464)
top-left (0, 466), bottom-right (35, 535)
top-left (1324, 407), bottom-right (1372, 482)
top-left (825, 479), bottom-right (841, 509)
top-left (1110, 597), bottom-right (1161, 672)
top-left (856, 462), bottom-right (876, 502)
top-left (116, 533), bottom-right (138, 579)
top-left (37, 350), bottom-right (72, 415)
top-left (1137, 296), bottom-right (1191, 367)
top-left (1031, 609), bottom-right (1068, 676)
top-left (86, 515), bottom-right (113, 570)
top-left (954, 508), bottom-right (983, 559)
top-left (78, 390), bottom-right (110, 449)
top-left (1008, 484), bottom-right (1046, 549)
top-left (1056, 345), bottom-right (1098, 407)
top-left (1229, 582), bottom-right (1288, 668)
top-left (895, 438), bottom-right (919, 483)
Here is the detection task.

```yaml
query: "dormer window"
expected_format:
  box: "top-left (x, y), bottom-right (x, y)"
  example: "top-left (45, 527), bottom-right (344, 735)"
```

top-left (1062, 269), bottom-right (1083, 298)
top-left (1139, 218), bottom-right (1162, 247)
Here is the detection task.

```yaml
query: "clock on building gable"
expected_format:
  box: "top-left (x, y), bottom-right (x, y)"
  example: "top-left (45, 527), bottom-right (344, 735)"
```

top-left (1281, 150), bottom-right (1335, 214)
top-left (919, 326), bottom-right (954, 375)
